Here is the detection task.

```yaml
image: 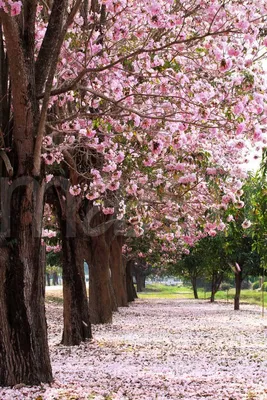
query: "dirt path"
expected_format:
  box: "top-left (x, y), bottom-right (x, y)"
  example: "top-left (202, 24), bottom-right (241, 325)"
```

top-left (1, 299), bottom-right (267, 399)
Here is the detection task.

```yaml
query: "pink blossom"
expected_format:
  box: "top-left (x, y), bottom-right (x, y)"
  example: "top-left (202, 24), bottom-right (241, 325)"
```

top-left (43, 153), bottom-right (55, 165)
top-left (107, 181), bottom-right (120, 191)
top-left (219, 58), bottom-right (232, 72)
top-left (236, 200), bottom-right (245, 209)
top-left (45, 174), bottom-right (53, 183)
top-left (242, 219), bottom-right (252, 229)
top-left (206, 167), bottom-right (217, 175)
top-left (236, 122), bottom-right (246, 135)
top-left (102, 207), bottom-right (114, 215)
top-left (233, 103), bottom-right (244, 115)
top-left (69, 185), bottom-right (81, 196)
top-left (10, 1), bottom-right (22, 16)
top-left (43, 136), bottom-right (53, 146)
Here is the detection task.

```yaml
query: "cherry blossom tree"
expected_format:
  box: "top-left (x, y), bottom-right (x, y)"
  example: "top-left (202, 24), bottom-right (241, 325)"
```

top-left (0, 0), bottom-right (267, 386)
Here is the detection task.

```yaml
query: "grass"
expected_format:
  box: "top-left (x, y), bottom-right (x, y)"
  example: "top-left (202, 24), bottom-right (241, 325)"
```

top-left (138, 284), bottom-right (195, 299)
top-left (138, 283), bottom-right (267, 307)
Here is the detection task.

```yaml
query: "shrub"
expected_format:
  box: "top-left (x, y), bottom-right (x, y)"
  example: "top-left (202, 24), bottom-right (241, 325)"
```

top-left (220, 282), bottom-right (231, 291)
top-left (252, 281), bottom-right (260, 290)
top-left (261, 282), bottom-right (267, 292)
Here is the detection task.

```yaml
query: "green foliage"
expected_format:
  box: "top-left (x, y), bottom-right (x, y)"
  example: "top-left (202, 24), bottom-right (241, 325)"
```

top-left (252, 281), bottom-right (260, 290)
top-left (220, 282), bottom-right (232, 291)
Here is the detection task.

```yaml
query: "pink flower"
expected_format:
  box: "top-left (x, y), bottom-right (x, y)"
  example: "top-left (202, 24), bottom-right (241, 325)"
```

top-left (115, 151), bottom-right (125, 163)
top-left (236, 123), bottom-right (246, 135)
top-left (102, 207), bottom-right (114, 215)
top-left (242, 219), bottom-right (252, 229)
top-left (45, 174), bottom-right (53, 183)
top-left (234, 103), bottom-right (244, 115)
top-left (219, 58), bottom-right (232, 72)
top-left (43, 136), bottom-right (53, 146)
top-left (43, 152), bottom-right (55, 165)
top-left (10, 1), bottom-right (22, 16)
top-left (107, 181), bottom-right (120, 191)
top-left (206, 167), bottom-right (217, 175)
top-left (69, 185), bottom-right (81, 196)
top-left (236, 200), bottom-right (244, 209)
top-left (150, 139), bottom-right (164, 155)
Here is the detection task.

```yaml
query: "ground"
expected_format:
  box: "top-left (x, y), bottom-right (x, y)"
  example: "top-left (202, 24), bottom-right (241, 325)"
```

top-left (0, 298), bottom-right (267, 399)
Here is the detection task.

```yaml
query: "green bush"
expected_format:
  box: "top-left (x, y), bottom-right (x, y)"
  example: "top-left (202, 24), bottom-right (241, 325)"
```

top-left (252, 281), bottom-right (260, 290)
top-left (220, 282), bottom-right (231, 291)
top-left (261, 282), bottom-right (267, 292)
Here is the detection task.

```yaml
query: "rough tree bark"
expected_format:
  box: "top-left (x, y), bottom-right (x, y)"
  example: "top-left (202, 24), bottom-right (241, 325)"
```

top-left (0, 0), bottom-right (78, 384)
top-left (87, 233), bottom-right (114, 324)
top-left (60, 226), bottom-right (92, 345)
top-left (126, 260), bottom-right (138, 302)
top-left (0, 184), bottom-right (52, 386)
top-left (0, 7), bottom-right (54, 384)
top-left (110, 235), bottom-right (128, 307)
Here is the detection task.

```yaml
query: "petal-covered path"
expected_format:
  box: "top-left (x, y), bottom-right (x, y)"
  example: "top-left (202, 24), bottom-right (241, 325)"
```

top-left (1, 299), bottom-right (267, 399)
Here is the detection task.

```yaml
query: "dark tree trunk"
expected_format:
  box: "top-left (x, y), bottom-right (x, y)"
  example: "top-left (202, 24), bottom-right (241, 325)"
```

top-left (88, 234), bottom-right (114, 324)
top-left (52, 271), bottom-right (58, 285)
top-left (46, 273), bottom-right (50, 286)
top-left (210, 291), bottom-right (215, 303)
top-left (110, 236), bottom-right (128, 307)
top-left (234, 271), bottom-right (242, 311)
top-left (210, 272), bottom-right (223, 303)
top-left (141, 275), bottom-right (146, 290)
top-left (60, 219), bottom-right (92, 346)
top-left (136, 270), bottom-right (144, 292)
top-left (126, 260), bottom-right (138, 302)
top-left (191, 277), bottom-right (199, 299)
top-left (0, 186), bottom-right (52, 386)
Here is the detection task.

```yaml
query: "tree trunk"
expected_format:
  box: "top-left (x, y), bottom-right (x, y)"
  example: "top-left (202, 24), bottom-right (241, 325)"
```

top-left (210, 272), bottom-right (223, 303)
top-left (136, 270), bottom-right (143, 292)
top-left (191, 277), bottom-right (199, 299)
top-left (110, 236), bottom-right (128, 307)
top-left (141, 275), bottom-right (146, 290)
top-left (126, 260), bottom-right (138, 302)
top-left (88, 234), bottom-right (114, 324)
top-left (234, 271), bottom-right (242, 311)
top-left (60, 221), bottom-right (92, 346)
top-left (0, 186), bottom-right (52, 386)
top-left (210, 291), bottom-right (215, 303)
top-left (52, 271), bottom-right (58, 285)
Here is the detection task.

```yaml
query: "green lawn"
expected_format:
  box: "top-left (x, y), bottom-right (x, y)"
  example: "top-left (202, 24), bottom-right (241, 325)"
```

top-left (138, 283), bottom-right (267, 306)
